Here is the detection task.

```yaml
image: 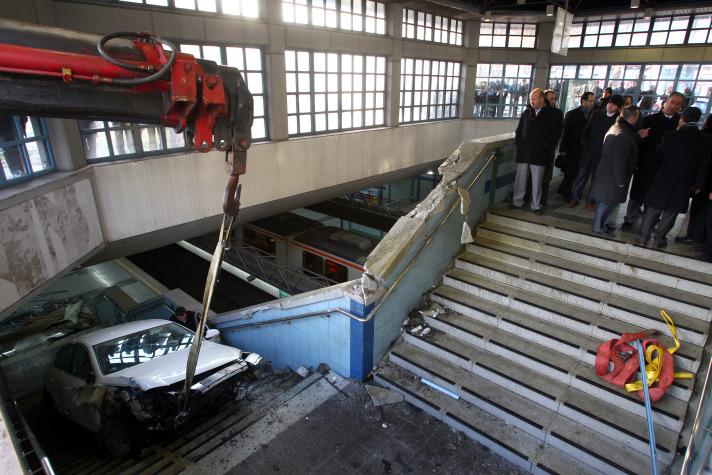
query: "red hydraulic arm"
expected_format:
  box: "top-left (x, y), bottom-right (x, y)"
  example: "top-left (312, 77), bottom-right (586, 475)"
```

top-left (0, 20), bottom-right (254, 415)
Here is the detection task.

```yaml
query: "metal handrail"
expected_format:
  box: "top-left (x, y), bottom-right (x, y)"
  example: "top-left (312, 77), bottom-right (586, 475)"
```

top-left (0, 367), bottom-right (55, 474)
top-left (219, 308), bottom-right (359, 332)
top-left (217, 148), bottom-right (501, 331)
top-left (681, 354), bottom-right (712, 474)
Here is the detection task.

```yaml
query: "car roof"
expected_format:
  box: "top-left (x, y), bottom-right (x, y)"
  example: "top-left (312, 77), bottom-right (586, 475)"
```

top-left (72, 319), bottom-right (174, 347)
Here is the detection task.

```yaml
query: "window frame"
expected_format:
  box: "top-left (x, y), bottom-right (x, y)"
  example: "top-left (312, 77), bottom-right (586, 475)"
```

top-left (546, 62), bottom-right (711, 117)
top-left (473, 63), bottom-right (534, 119)
top-left (478, 22), bottom-right (537, 49)
top-left (78, 121), bottom-right (188, 163)
top-left (567, 14), bottom-right (710, 49)
top-left (177, 42), bottom-right (270, 142)
top-left (282, 0), bottom-right (387, 35)
top-left (401, 8), bottom-right (464, 46)
top-left (97, 0), bottom-right (262, 19)
top-left (399, 57), bottom-right (462, 124)
top-left (285, 49), bottom-right (388, 137)
top-left (0, 116), bottom-right (55, 187)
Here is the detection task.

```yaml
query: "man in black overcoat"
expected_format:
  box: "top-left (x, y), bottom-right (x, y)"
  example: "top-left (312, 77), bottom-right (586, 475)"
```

top-left (589, 107), bottom-right (640, 237)
top-left (512, 88), bottom-right (562, 215)
top-left (624, 92), bottom-right (685, 224)
top-left (636, 107), bottom-right (712, 248)
top-left (568, 94), bottom-right (624, 210)
top-left (557, 91), bottom-right (596, 202)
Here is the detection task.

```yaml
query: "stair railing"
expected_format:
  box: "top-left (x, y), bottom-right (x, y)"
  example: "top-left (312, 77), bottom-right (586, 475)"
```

top-left (681, 355), bottom-right (712, 474)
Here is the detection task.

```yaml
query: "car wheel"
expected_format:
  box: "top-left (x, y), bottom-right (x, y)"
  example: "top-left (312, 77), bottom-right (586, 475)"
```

top-left (101, 418), bottom-right (139, 458)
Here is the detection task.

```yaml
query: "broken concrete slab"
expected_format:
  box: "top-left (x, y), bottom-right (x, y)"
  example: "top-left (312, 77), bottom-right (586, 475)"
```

top-left (365, 385), bottom-right (404, 407)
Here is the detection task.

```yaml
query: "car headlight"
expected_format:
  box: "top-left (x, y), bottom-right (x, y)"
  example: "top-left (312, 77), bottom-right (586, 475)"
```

top-left (243, 352), bottom-right (263, 366)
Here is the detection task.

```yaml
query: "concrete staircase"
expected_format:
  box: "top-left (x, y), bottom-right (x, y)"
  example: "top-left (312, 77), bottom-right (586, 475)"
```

top-left (374, 208), bottom-right (712, 474)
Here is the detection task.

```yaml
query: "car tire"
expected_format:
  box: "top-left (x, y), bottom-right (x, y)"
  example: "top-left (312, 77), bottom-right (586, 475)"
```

top-left (101, 418), bottom-right (140, 458)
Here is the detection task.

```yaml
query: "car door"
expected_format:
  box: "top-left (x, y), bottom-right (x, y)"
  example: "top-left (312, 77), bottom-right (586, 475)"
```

top-left (69, 344), bottom-right (102, 431)
top-left (46, 343), bottom-right (100, 432)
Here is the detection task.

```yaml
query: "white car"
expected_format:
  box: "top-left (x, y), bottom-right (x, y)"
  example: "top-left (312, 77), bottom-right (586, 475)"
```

top-left (44, 319), bottom-right (262, 456)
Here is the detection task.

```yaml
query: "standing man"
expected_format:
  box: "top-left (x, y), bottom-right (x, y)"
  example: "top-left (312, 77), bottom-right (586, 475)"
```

top-left (557, 92), bottom-right (596, 202)
top-left (624, 91), bottom-right (685, 224)
top-left (568, 94), bottom-right (624, 209)
top-left (678, 114), bottom-right (712, 246)
top-left (598, 87), bottom-right (613, 109)
top-left (589, 107), bottom-right (640, 237)
top-left (540, 89), bottom-right (564, 206)
top-left (512, 88), bottom-right (560, 215)
top-left (636, 107), bottom-right (712, 248)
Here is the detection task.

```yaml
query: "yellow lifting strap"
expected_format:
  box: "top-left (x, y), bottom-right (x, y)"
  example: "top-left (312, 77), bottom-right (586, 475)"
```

top-left (624, 310), bottom-right (694, 393)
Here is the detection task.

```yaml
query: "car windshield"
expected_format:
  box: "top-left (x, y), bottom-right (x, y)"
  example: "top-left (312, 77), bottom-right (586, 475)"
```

top-left (92, 323), bottom-right (194, 375)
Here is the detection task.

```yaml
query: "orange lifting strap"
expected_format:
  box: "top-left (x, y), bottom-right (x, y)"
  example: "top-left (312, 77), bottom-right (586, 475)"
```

top-left (595, 310), bottom-right (694, 402)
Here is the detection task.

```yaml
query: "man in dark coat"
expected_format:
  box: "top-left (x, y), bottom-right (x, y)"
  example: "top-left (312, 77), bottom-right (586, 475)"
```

top-left (624, 91), bottom-right (685, 224)
top-left (636, 107), bottom-right (712, 248)
top-left (589, 107), bottom-right (640, 236)
top-left (512, 88), bottom-right (562, 215)
top-left (568, 94), bottom-right (624, 210)
top-left (677, 114), bottom-right (712, 246)
top-left (557, 91), bottom-right (596, 202)
top-left (170, 306), bottom-right (200, 332)
top-left (540, 89), bottom-right (564, 205)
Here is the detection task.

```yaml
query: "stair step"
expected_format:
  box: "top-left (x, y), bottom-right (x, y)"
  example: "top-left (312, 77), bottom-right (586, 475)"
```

top-left (465, 239), bottom-right (712, 317)
top-left (444, 266), bottom-right (708, 347)
top-left (486, 209), bottom-right (712, 276)
top-left (375, 360), bottom-right (661, 475)
top-left (477, 222), bottom-right (712, 297)
top-left (404, 329), bottom-right (687, 432)
top-left (389, 341), bottom-right (679, 459)
top-left (431, 284), bottom-right (700, 378)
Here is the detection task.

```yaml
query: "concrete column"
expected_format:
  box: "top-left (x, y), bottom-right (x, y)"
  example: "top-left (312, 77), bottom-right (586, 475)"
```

top-left (460, 20), bottom-right (479, 120)
top-left (389, 2), bottom-right (403, 40)
top-left (386, 2), bottom-right (403, 127)
top-left (534, 21), bottom-right (554, 90)
top-left (46, 119), bottom-right (87, 172)
top-left (264, 0), bottom-right (288, 141)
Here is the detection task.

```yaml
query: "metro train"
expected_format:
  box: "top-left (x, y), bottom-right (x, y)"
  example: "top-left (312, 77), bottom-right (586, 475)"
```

top-left (239, 212), bottom-right (378, 283)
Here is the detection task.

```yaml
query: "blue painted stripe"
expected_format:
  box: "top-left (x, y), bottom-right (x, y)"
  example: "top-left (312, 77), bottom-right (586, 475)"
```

top-left (484, 171), bottom-right (516, 194)
top-left (349, 300), bottom-right (375, 380)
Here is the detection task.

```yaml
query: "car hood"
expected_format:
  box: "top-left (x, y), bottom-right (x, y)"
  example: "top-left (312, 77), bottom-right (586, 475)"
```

top-left (101, 341), bottom-right (243, 391)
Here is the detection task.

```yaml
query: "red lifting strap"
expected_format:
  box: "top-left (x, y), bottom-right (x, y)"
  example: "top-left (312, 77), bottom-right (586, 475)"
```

top-left (595, 331), bottom-right (674, 402)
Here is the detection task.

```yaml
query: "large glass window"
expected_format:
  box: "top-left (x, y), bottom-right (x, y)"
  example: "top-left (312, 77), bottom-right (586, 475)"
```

top-left (474, 64), bottom-right (533, 119)
top-left (689, 15), bottom-right (712, 44)
top-left (0, 115), bottom-right (54, 185)
top-left (282, 0), bottom-right (386, 34)
top-left (79, 121), bottom-right (185, 161)
top-left (399, 58), bottom-right (461, 123)
top-left (117, 0), bottom-right (260, 17)
top-left (402, 9), bottom-right (463, 46)
top-left (548, 63), bottom-right (709, 116)
top-left (179, 43), bottom-right (268, 141)
top-left (568, 15), bottom-right (712, 48)
top-left (478, 22), bottom-right (536, 48)
top-left (285, 50), bottom-right (387, 136)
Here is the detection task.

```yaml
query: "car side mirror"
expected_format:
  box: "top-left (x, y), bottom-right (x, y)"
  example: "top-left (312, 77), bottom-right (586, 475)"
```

top-left (205, 329), bottom-right (219, 340)
top-left (85, 370), bottom-right (95, 384)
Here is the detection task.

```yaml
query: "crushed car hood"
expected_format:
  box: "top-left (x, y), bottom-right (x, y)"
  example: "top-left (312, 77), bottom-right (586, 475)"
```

top-left (102, 341), bottom-right (243, 391)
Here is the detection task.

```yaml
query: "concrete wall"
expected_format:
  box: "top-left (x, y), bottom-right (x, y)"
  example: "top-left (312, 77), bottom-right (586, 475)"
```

top-left (211, 133), bottom-right (517, 379)
top-left (0, 175), bottom-right (104, 314)
top-left (212, 283), bottom-right (355, 376)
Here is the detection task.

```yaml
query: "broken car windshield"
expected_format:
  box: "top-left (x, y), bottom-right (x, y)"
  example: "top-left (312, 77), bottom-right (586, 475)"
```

top-left (93, 323), bottom-right (194, 375)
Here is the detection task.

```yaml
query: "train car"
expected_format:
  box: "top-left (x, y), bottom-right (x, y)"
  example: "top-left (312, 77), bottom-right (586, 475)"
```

top-left (241, 212), bottom-right (378, 283)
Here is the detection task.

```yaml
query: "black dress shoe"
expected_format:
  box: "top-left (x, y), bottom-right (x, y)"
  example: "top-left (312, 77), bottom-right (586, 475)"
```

top-left (675, 236), bottom-right (700, 245)
top-left (533, 209), bottom-right (543, 216)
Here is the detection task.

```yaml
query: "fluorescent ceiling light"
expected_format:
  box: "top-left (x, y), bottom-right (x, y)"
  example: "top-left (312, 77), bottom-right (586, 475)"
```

top-left (546, 4), bottom-right (555, 16)
top-left (630, 0), bottom-right (640, 8)
top-left (483, 10), bottom-right (493, 22)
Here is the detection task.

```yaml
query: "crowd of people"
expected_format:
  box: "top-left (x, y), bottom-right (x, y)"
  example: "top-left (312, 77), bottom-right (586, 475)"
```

top-left (512, 86), bottom-right (712, 262)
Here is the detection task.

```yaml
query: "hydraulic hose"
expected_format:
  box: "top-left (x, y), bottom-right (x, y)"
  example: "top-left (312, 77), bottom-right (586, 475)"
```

top-left (96, 32), bottom-right (177, 85)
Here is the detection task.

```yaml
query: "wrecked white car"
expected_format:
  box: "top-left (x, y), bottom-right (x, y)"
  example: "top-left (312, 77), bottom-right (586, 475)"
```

top-left (43, 319), bottom-right (262, 456)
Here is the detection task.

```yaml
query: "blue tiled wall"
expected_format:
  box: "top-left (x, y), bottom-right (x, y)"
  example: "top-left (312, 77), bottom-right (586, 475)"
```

top-left (215, 296), bottom-right (353, 377)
